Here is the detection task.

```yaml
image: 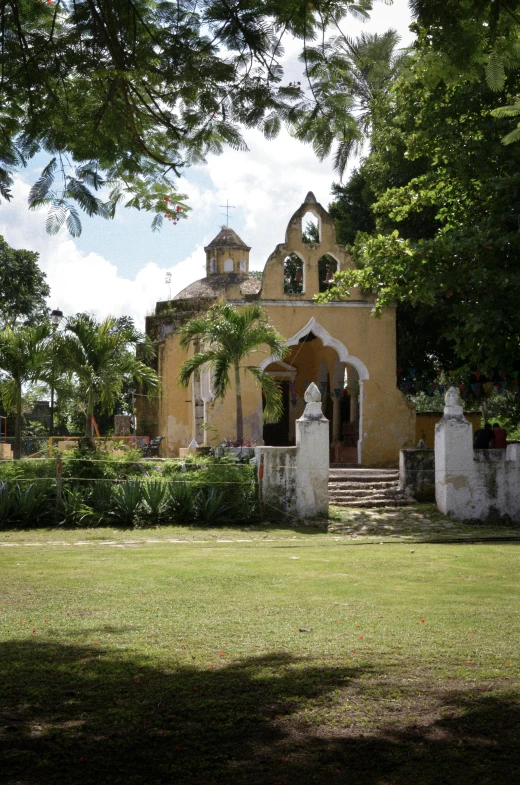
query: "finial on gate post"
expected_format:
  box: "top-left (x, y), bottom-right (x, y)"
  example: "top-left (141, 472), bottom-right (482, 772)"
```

top-left (303, 382), bottom-right (324, 420)
top-left (443, 385), bottom-right (464, 419)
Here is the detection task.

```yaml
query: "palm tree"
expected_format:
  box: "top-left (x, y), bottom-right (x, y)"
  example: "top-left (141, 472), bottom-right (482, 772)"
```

top-left (293, 29), bottom-right (407, 177)
top-left (61, 314), bottom-right (159, 439)
top-left (178, 303), bottom-right (288, 444)
top-left (0, 323), bottom-right (53, 459)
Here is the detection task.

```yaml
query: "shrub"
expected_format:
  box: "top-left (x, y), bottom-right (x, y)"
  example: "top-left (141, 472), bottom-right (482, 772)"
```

top-left (165, 481), bottom-right (197, 523)
top-left (0, 455), bottom-right (259, 528)
top-left (0, 459), bottom-right (55, 482)
top-left (108, 481), bottom-right (144, 527)
top-left (60, 487), bottom-right (98, 527)
top-left (0, 481), bottom-right (54, 527)
top-left (142, 480), bottom-right (168, 525)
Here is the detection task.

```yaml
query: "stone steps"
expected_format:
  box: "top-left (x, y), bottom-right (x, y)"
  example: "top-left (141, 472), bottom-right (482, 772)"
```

top-left (329, 480), bottom-right (398, 490)
top-left (330, 487), bottom-right (405, 499)
top-left (328, 467), bottom-right (415, 508)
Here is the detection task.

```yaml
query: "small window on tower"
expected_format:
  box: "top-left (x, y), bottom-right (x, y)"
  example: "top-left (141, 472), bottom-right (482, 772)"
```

top-left (223, 258), bottom-right (234, 272)
top-left (239, 258), bottom-right (247, 273)
top-left (209, 258), bottom-right (217, 274)
top-left (284, 254), bottom-right (304, 294)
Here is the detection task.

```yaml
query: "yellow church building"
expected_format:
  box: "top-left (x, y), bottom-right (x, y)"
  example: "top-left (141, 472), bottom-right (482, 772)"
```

top-left (141, 192), bottom-right (415, 466)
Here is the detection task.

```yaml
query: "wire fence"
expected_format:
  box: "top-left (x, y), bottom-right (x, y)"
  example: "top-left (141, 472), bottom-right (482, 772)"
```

top-left (0, 435), bottom-right (152, 459)
top-left (0, 455), bottom-right (261, 528)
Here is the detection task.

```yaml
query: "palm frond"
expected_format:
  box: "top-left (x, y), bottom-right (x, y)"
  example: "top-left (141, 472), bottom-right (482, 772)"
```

top-left (212, 352), bottom-right (232, 400)
top-left (246, 366), bottom-right (284, 423)
top-left (178, 351), bottom-right (219, 387)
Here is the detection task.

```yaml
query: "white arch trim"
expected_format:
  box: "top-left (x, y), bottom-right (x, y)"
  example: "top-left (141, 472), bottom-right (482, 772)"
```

top-left (259, 317), bottom-right (369, 380)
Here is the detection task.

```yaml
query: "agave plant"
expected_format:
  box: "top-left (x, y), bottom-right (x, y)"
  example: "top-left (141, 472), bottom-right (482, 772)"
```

top-left (166, 481), bottom-right (197, 523)
top-left (88, 481), bottom-right (114, 520)
top-left (109, 480), bottom-right (144, 527)
top-left (195, 486), bottom-right (233, 526)
top-left (60, 486), bottom-right (97, 527)
top-left (10, 481), bottom-right (54, 526)
top-left (232, 483), bottom-right (260, 524)
top-left (0, 481), bottom-right (14, 526)
top-left (142, 480), bottom-right (168, 526)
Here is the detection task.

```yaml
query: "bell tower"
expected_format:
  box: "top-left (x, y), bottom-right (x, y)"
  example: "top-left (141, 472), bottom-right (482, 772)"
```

top-left (204, 227), bottom-right (251, 276)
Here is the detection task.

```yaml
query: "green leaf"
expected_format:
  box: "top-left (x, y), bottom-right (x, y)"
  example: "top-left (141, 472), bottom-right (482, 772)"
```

top-left (485, 50), bottom-right (505, 92)
top-left (28, 158), bottom-right (57, 208)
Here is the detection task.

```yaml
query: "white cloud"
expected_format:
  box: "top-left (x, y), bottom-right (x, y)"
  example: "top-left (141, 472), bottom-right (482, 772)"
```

top-left (197, 126), bottom-right (338, 269)
top-left (0, 178), bottom-right (205, 329)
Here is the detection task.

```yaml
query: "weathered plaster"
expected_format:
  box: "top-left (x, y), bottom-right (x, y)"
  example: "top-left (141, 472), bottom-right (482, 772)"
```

top-left (435, 387), bottom-right (520, 522)
top-left (256, 383), bottom-right (329, 519)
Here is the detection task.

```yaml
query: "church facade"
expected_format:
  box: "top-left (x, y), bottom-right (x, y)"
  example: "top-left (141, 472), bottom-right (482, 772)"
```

top-left (141, 192), bottom-right (415, 466)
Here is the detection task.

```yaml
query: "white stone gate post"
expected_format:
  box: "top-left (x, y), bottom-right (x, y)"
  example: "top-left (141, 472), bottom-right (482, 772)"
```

top-left (295, 382), bottom-right (329, 518)
top-left (435, 386), bottom-right (474, 516)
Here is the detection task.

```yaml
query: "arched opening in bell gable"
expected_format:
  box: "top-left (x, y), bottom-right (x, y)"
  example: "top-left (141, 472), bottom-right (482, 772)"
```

top-left (283, 253), bottom-right (304, 294)
top-left (318, 254), bottom-right (338, 293)
top-left (301, 211), bottom-right (320, 243)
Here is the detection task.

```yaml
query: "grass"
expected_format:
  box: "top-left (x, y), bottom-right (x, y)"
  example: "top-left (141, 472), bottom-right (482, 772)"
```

top-left (1, 506), bottom-right (520, 784)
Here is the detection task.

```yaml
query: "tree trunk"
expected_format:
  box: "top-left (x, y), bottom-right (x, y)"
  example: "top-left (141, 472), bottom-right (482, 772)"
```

top-left (13, 381), bottom-right (22, 460)
top-left (234, 363), bottom-right (243, 444)
top-left (84, 391), bottom-right (96, 450)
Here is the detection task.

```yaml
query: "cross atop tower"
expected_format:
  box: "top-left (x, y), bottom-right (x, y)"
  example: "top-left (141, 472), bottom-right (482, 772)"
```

top-left (220, 199), bottom-right (236, 227)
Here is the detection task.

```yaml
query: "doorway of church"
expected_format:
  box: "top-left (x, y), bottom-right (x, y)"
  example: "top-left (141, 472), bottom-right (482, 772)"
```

top-left (261, 335), bottom-right (360, 464)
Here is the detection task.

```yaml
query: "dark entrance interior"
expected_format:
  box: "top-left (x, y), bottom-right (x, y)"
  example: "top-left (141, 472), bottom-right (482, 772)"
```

top-left (262, 381), bottom-right (291, 446)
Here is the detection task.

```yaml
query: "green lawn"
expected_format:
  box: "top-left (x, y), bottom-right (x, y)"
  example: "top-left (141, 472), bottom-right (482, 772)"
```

top-left (1, 507), bottom-right (520, 784)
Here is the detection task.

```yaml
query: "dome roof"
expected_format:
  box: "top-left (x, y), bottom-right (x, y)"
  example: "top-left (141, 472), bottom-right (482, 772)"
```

top-left (204, 227), bottom-right (251, 252)
top-left (173, 273), bottom-right (260, 301)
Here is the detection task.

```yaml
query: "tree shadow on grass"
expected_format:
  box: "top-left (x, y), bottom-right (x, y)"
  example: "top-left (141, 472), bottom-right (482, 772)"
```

top-left (1, 641), bottom-right (520, 785)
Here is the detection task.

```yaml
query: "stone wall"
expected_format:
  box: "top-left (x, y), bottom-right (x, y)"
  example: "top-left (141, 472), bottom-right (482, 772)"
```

top-left (255, 446), bottom-right (298, 517)
top-left (435, 387), bottom-right (520, 522)
top-left (255, 383), bottom-right (329, 519)
top-left (399, 448), bottom-right (435, 502)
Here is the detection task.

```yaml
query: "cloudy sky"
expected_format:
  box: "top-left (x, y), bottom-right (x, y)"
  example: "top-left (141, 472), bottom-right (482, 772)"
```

top-left (0, 0), bottom-right (414, 330)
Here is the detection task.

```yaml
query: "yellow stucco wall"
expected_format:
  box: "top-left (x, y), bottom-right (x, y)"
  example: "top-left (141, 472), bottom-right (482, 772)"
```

top-left (152, 300), bottom-right (415, 465)
top-left (146, 192), bottom-right (416, 466)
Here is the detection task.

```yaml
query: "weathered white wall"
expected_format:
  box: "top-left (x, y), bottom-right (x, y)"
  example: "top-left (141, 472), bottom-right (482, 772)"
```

top-left (255, 382), bottom-right (329, 519)
top-left (255, 446), bottom-right (298, 517)
top-left (435, 387), bottom-right (520, 522)
top-left (399, 447), bottom-right (435, 502)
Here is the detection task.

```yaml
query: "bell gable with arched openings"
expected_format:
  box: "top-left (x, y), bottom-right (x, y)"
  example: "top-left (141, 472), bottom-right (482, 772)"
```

top-left (260, 191), bottom-right (367, 302)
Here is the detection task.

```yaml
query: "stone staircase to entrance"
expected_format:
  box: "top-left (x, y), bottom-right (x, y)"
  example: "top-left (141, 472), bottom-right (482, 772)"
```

top-left (329, 465), bottom-right (416, 508)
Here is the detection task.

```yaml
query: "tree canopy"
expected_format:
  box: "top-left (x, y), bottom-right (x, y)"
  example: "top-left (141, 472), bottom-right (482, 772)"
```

top-left (60, 313), bottom-right (159, 437)
top-left (409, 0), bottom-right (520, 93)
top-left (0, 0), bottom-right (386, 234)
top-left (0, 322), bottom-right (53, 458)
top-left (324, 25), bottom-right (520, 390)
top-left (0, 235), bottom-right (50, 326)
